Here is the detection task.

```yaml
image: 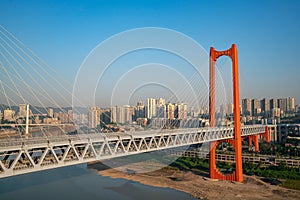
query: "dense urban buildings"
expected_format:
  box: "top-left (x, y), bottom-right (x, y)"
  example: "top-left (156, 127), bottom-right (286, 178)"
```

top-left (241, 97), bottom-right (296, 124)
top-left (0, 105), bottom-right (77, 125)
top-left (0, 97), bottom-right (298, 128)
top-left (0, 97), bottom-right (298, 142)
top-left (108, 98), bottom-right (190, 129)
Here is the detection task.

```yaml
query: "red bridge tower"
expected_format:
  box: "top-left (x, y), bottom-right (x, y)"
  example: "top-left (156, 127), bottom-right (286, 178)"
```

top-left (209, 44), bottom-right (243, 182)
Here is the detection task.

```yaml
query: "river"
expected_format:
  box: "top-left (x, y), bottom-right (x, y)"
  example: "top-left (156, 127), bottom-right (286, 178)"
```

top-left (0, 164), bottom-right (196, 200)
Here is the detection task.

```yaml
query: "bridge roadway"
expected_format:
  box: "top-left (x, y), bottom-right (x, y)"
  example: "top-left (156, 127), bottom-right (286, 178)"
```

top-left (0, 125), bottom-right (266, 178)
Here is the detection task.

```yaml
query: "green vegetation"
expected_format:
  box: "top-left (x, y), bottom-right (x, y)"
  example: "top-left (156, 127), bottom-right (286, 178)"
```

top-left (243, 161), bottom-right (300, 180)
top-left (216, 162), bottom-right (235, 174)
top-left (170, 157), bottom-right (209, 175)
top-left (259, 142), bottom-right (300, 157)
top-left (170, 156), bottom-right (300, 190)
top-left (166, 138), bottom-right (300, 190)
top-left (246, 141), bottom-right (300, 190)
top-left (281, 179), bottom-right (300, 190)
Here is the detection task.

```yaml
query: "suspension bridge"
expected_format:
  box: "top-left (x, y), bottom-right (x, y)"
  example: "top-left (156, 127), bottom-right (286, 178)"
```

top-left (0, 25), bottom-right (273, 182)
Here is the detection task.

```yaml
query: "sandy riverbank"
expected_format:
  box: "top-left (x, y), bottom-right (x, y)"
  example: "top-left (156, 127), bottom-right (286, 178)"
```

top-left (89, 161), bottom-right (300, 200)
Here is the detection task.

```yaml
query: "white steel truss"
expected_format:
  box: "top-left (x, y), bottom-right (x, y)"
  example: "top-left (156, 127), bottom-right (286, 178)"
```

top-left (0, 125), bottom-right (267, 178)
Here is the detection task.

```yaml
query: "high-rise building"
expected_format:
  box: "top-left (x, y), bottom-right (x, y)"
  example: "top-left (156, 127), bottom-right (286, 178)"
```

top-left (242, 98), bottom-right (252, 116)
top-left (135, 101), bottom-right (145, 119)
top-left (166, 103), bottom-right (175, 119)
top-left (156, 98), bottom-right (165, 106)
top-left (34, 115), bottom-right (41, 124)
top-left (73, 113), bottom-right (87, 125)
top-left (19, 104), bottom-right (26, 117)
top-left (111, 105), bottom-right (133, 124)
top-left (67, 109), bottom-right (73, 123)
top-left (227, 103), bottom-right (234, 115)
top-left (270, 99), bottom-right (278, 110)
top-left (47, 108), bottom-right (54, 118)
top-left (147, 98), bottom-right (156, 119)
top-left (261, 98), bottom-right (270, 118)
top-left (251, 99), bottom-right (261, 116)
top-left (120, 105), bottom-right (133, 124)
top-left (56, 112), bottom-right (69, 124)
top-left (155, 98), bottom-right (166, 118)
top-left (96, 108), bottom-right (101, 125)
top-left (199, 107), bottom-right (208, 115)
top-left (4, 109), bottom-right (15, 121)
top-left (111, 106), bottom-right (119, 123)
top-left (100, 109), bottom-right (111, 124)
top-left (278, 98), bottom-right (287, 113)
top-left (88, 106), bottom-right (98, 128)
top-left (287, 97), bottom-right (295, 113)
top-left (176, 103), bottom-right (188, 119)
top-left (156, 105), bottom-right (166, 118)
top-left (271, 108), bottom-right (281, 118)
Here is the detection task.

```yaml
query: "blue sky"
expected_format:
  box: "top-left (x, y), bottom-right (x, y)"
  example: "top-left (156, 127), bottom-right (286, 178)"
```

top-left (0, 0), bottom-right (299, 106)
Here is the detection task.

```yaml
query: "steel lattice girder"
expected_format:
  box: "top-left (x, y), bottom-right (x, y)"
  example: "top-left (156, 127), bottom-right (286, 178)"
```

top-left (0, 125), bottom-right (269, 178)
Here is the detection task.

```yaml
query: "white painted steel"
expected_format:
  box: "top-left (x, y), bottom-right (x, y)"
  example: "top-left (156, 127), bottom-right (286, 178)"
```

top-left (0, 125), bottom-right (268, 178)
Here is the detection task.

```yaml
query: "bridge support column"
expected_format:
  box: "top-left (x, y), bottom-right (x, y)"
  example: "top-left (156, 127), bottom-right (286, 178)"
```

top-left (248, 136), bottom-right (252, 147)
top-left (209, 44), bottom-right (243, 182)
top-left (261, 126), bottom-right (270, 143)
top-left (248, 135), bottom-right (259, 152)
top-left (254, 135), bottom-right (259, 152)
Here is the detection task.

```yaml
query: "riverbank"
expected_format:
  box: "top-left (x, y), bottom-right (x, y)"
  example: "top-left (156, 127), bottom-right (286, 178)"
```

top-left (89, 161), bottom-right (300, 200)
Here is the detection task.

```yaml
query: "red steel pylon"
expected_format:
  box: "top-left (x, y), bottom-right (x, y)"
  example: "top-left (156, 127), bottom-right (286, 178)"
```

top-left (209, 44), bottom-right (243, 182)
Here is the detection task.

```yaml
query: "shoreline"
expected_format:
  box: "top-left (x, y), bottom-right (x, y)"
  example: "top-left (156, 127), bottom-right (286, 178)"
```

top-left (88, 161), bottom-right (300, 200)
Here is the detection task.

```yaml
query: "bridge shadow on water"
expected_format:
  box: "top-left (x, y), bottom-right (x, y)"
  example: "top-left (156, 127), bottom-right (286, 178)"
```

top-left (0, 164), bottom-right (88, 194)
top-left (0, 158), bottom-right (197, 200)
top-left (88, 150), bottom-right (211, 181)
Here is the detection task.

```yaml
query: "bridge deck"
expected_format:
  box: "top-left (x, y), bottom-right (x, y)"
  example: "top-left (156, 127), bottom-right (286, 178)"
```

top-left (0, 125), bottom-right (267, 178)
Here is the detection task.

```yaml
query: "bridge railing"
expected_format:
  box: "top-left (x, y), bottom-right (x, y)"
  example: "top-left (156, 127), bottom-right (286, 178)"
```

top-left (0, 125), bottom-right (268, 148)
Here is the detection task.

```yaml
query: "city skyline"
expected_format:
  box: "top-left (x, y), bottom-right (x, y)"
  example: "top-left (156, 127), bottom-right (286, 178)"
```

top-left (1, 1), bottom-right (300, 198)
top-left (0, 0), bottom-right (299, 107)
top-left (1, 96), bottom-right (297, 128)
top-left (1, 95), bottom-right (298, 110)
